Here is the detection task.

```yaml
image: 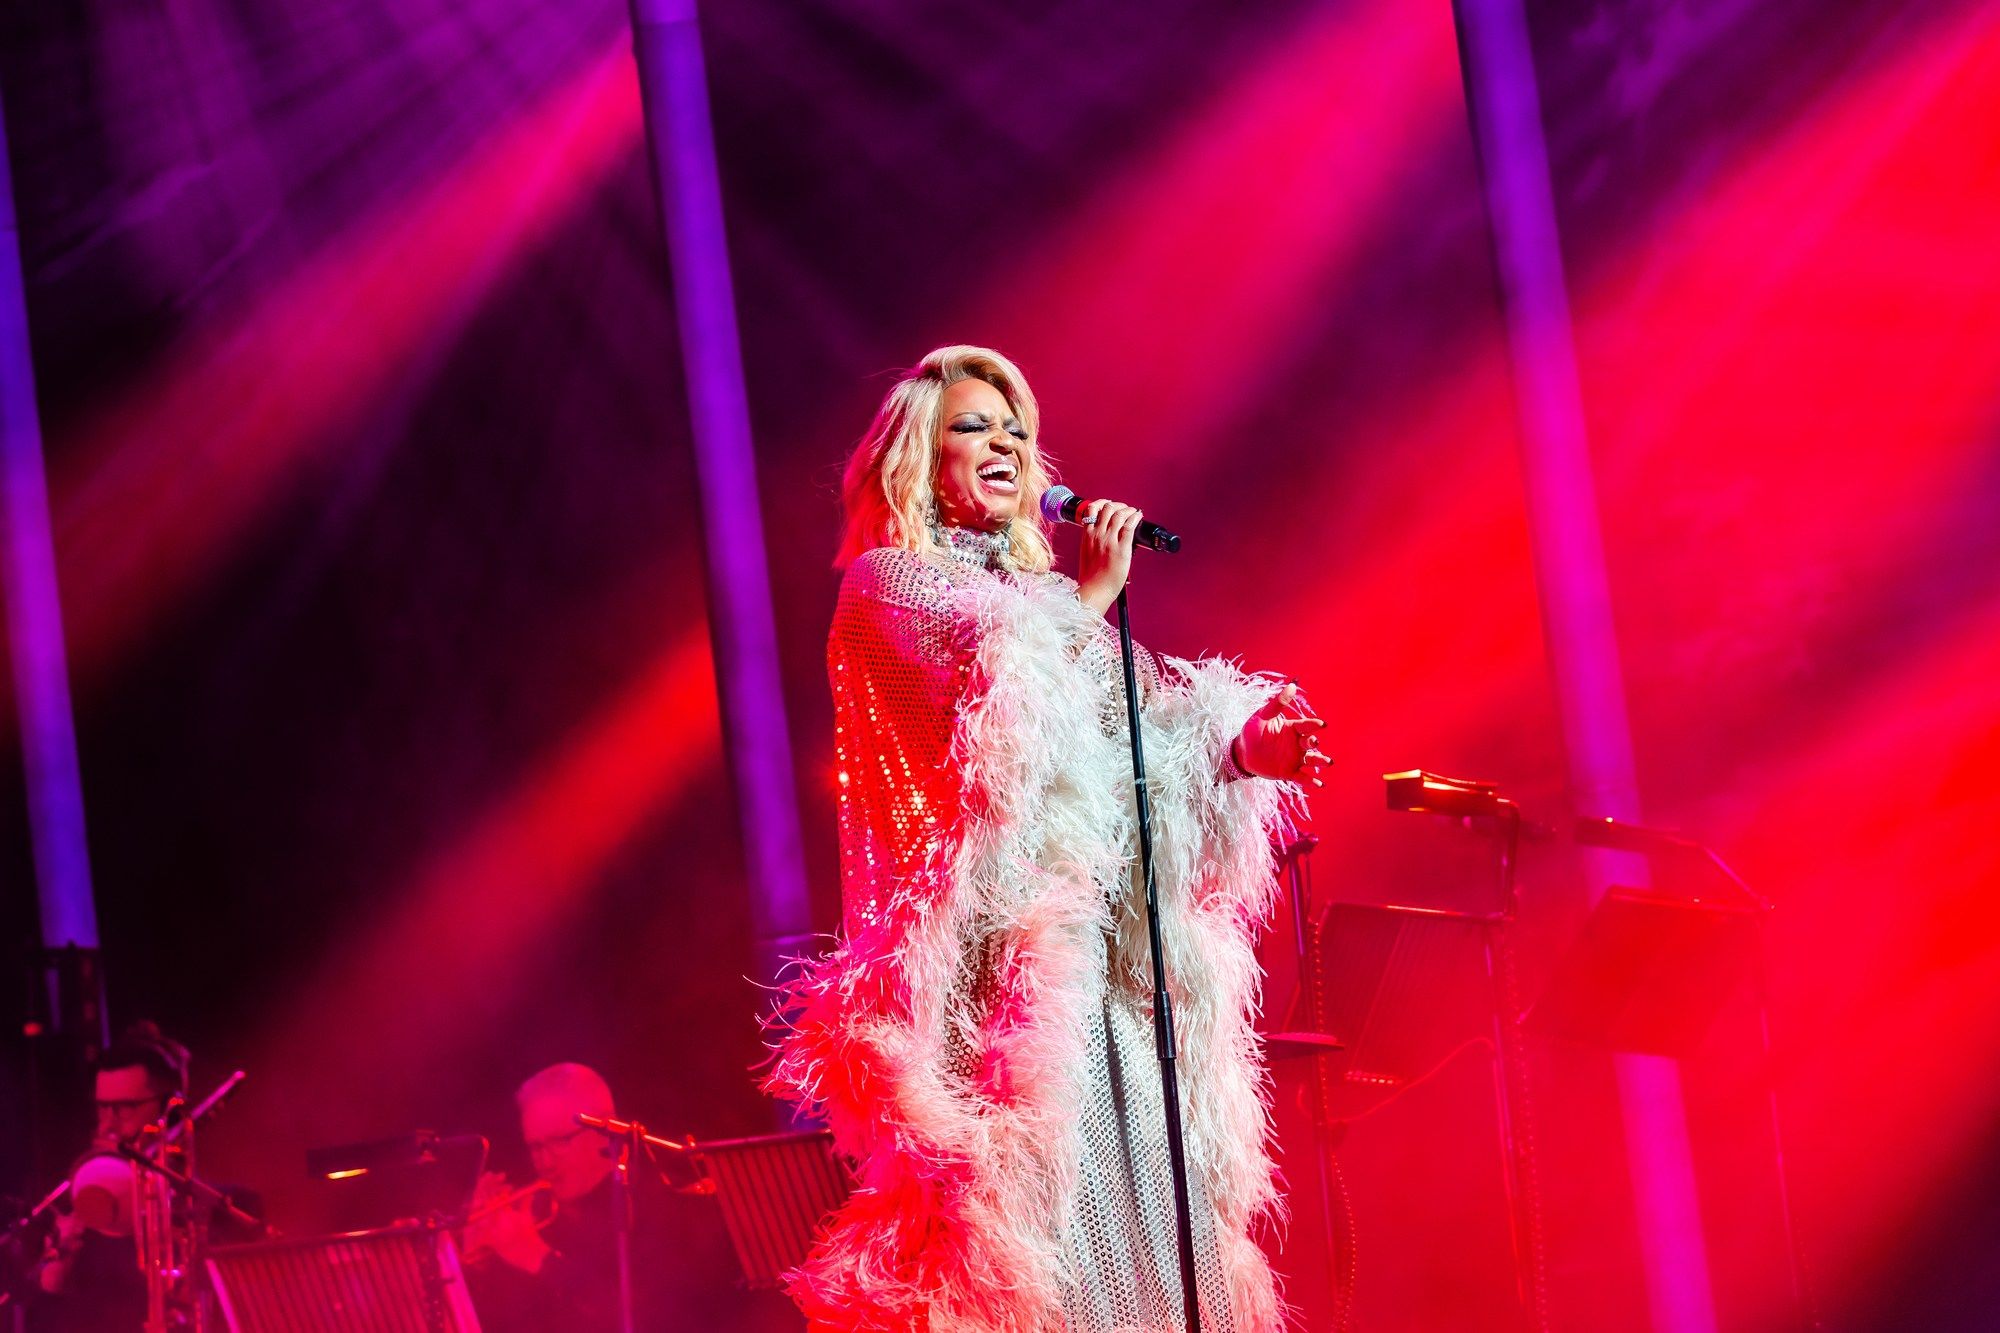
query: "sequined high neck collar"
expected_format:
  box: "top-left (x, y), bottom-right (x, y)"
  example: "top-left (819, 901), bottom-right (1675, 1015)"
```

top-left (935, 523), bottom-right (1013, 571)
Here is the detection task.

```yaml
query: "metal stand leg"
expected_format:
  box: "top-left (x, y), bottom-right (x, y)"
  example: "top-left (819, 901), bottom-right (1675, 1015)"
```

top-left (1485, 811), bottom-right (1550, 1332)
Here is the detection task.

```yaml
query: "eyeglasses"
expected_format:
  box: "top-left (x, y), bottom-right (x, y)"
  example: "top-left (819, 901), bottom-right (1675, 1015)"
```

top-left (525, 1127), bottom-right (590, 1156)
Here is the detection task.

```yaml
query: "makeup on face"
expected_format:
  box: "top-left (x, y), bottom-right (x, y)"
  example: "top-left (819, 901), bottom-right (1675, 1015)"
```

top-left (934, 378), bottom-right (1030, 529)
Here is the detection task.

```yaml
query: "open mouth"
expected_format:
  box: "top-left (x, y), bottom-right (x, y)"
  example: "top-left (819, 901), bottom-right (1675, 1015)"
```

top-left (976, 459), bottom-right (1019, 494)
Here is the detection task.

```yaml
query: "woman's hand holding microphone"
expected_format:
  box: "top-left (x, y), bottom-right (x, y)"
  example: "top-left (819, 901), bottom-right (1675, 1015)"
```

top-left (1073, 497), bottom-right (1147, 617)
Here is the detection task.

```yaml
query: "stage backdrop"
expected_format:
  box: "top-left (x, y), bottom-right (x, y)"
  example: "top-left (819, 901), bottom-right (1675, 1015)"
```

top-left (2, 0), bottom-right (1996, 1328)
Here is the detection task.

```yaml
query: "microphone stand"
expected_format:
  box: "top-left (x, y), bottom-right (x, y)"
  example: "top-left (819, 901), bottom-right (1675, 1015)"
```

top-left (115, 1143), bottom-right (269, 1237)
top-left (1271, 836), bottom-right (1353, 1328)
top-left (1115, 588), bottom-right (1204, 1333)
top-left (576, 1113), bottom-right (689, 1333)
top-left (614, 1133), bottom-right (633, 1333)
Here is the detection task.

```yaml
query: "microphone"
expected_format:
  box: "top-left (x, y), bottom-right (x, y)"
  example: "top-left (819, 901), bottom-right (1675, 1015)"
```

top-left (1040, 485), bottom-right (1182, 554)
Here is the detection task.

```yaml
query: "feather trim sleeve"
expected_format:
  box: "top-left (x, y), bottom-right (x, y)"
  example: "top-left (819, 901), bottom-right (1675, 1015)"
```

top-left (766, 548), bottom-right (1078, 1328)
top-left (1128, 656), bottom-right (1302, 1329)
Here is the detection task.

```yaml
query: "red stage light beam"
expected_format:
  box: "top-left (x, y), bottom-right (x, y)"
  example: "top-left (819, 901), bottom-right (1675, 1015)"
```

top-left (239, 621), bottom-right (720, 1162)
top-left (48, 38), bottom-right (645, 680)
top-left (986, 0), bottom-right (1466, 466)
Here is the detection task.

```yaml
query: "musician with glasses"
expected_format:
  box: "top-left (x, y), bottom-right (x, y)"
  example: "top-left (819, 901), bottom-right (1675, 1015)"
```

top-left (465, 1063), bottom-right (615, 1292)
top-left (12, 1023), bottom-right (186, 1332)
top-left (467, 1063), bottom-right (754, 1332)
top-left (467, 1063), bottom-right (795, 1331)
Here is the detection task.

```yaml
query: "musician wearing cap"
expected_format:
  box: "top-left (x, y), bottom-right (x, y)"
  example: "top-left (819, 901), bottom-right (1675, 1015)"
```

top-left (764, 346), bottom-right (1328, 1330)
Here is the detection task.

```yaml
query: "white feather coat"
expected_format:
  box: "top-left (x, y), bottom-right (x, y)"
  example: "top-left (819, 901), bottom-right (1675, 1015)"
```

top-left (767, 540), bottom-right (1295, 1332)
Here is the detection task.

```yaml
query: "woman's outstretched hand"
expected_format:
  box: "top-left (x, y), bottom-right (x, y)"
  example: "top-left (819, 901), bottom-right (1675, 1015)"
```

top-left (1233, 681), bottom-right (1329, 786)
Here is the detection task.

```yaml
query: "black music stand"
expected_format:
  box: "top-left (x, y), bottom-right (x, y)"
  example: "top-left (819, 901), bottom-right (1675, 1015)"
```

top-left (1375, 770), bottom-right (1549, 1331)
top-left (1532, 817), bottom-right (1814, 1329)
top-left (207, 1224), bottom-right (481, 1333)
top-left (689, 1129), bottom-right (853, 1289)
top-left (1524, 887), bottom-right (1757, 1056)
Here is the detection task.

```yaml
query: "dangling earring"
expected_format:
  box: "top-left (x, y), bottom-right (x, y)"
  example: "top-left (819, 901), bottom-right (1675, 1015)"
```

top-left (923, 495), bottom-right (945, 543)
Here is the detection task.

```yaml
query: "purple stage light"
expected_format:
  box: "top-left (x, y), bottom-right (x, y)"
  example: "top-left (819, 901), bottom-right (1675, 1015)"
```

top-left (0, 84), bottom-right (102, 964)
top-left (1454, 0), bottom-right (1719, 1328)
top-left (627, 0), bottom-right (812, 991)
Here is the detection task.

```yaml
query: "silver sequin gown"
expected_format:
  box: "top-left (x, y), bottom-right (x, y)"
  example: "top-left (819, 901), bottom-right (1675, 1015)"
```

top-left (1061, 946), bottom-right (1239, 1332)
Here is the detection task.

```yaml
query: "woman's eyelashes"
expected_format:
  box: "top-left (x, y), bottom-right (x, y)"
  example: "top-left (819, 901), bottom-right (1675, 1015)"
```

top-left (950, 416), bottom-right (1029, 441)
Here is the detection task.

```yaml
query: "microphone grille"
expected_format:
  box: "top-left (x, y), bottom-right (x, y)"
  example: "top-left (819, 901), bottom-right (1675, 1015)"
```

top-left (1039, 485), bottom-right (1075, 524)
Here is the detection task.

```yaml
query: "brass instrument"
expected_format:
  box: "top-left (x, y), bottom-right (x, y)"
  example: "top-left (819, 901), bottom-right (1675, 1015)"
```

top-left (129, 1123), bottom-right (191, 1333)
top-left (464, 1178), bottom-right (554, 1225)
top-left (59, 1114), bottom-right (202, 1331)
top-left (46, 1134), bottom-right (194, 1331)
top-left (116, 1072), bottom-right (249, 1332)
top-left (459, 1178), bottom-right (556, 1265)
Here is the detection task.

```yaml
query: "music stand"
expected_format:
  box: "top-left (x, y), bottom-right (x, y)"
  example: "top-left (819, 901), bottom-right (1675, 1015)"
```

top-left (689, 1129), bottom-right (853, 1289)
top-left (1524, 887), bottom-right (1758, 1056)
top-left (1537, 817), bottom-right (1814, 1328)
top-left (1374, 770), bottom-right (1549, 1330)
top-left (206, 1224), bottom-right (481, 1333)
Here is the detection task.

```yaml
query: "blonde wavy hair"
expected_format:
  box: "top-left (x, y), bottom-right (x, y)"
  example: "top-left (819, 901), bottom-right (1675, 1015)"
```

top-left (835, 345), bottom-right (1056, 571)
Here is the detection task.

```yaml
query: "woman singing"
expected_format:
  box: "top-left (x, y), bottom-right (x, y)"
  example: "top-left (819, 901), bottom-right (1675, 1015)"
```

top-left (768, 346), bottom-right (1327, 1332)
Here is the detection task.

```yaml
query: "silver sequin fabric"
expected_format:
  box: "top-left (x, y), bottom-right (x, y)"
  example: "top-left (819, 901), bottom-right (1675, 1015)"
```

top-left (1060, 926), bottom-right (1239, 1333)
